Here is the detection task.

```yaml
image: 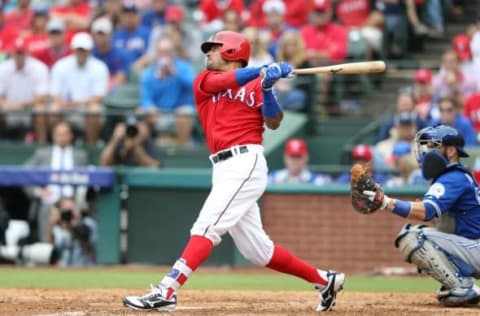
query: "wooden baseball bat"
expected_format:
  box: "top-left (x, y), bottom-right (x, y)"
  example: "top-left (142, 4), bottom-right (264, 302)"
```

top-left (291, 61), bottom-right (386, 75)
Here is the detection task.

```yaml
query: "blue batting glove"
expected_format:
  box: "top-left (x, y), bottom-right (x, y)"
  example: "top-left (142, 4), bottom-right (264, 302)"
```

top-left (261, 63), bottom-right (282, 89)
top-left (277, 62), bottom-right (293, 77)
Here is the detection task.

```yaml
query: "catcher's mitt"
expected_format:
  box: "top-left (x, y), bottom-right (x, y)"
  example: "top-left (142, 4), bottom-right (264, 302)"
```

top-left (350, 164), bottom-right (385, 214)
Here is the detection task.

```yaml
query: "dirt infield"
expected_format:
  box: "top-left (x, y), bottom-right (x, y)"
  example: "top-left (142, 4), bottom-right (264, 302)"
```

top-left (1, 289), bottom-right (480, 316)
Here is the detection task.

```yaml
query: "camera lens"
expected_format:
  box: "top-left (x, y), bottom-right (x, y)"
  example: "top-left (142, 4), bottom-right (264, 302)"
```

top-left (60, 209), bottom-right (73, 222)
top-left (126, 124), bottom-right (138, 138)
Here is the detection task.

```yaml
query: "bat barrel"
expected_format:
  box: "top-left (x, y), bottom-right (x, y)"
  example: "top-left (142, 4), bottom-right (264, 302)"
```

top-left (292, 61), bottom-right (386, 75)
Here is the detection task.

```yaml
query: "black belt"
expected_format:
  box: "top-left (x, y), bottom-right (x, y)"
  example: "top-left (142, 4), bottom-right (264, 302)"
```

top-left (211, 146), bottom-right (249, 164)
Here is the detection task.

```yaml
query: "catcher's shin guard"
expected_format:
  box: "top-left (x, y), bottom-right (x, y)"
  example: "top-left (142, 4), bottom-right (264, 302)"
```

top-left (395, 226), bottom-right (477, 305)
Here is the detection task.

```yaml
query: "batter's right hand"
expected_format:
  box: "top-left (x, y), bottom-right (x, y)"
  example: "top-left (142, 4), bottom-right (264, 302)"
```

top-left (262, 63), bottom-right (282, 89)
top-left (277, 62), bottom-right (293, 77)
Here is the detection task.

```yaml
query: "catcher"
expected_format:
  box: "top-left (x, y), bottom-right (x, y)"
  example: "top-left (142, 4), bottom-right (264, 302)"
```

top-left (351, 125), bottom-right (480, 307)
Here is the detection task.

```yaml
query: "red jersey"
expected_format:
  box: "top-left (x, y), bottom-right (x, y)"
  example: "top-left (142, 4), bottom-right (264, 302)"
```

top-left (336, 0), bottom-right (370, 28)
top-left (33, 45), bottom-right (71, 68)
top-left (247, 0), bottom-right (308, 28)
top-left (301, 23), bottom-right (348, 62)
top-left (200, 0), bottom-right (245, 23)
top-left (4, 9), bottom-right (34, 31)
top-left (464, 94), bottom-right (480, 132)
top-left (194, 70), bottom-right (264, 153)
top-left (23, 33), bottom-right (50, 56)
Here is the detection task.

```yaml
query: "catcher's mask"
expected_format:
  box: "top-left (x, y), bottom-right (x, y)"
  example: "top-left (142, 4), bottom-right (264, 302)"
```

top-left (414, 125), bottom-right (468, 163)
top-left (414, 125), bottom-right (468, 181)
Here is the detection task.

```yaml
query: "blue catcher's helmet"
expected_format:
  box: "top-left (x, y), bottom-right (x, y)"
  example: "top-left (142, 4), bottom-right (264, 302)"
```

top-left (414, 125), bottom-right (469, 162)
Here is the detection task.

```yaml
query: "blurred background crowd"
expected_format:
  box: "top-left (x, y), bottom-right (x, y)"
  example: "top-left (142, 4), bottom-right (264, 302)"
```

top-left (0, 0), bottom-right (479, 267)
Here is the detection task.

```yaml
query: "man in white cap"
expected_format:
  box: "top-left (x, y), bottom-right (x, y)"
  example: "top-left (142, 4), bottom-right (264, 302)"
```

top-left (34, 19), bottom-right (70, 68)
top-left (91, 18), bottom-right (133, 91)
top-left (50, 32), bottom-right (109, 145)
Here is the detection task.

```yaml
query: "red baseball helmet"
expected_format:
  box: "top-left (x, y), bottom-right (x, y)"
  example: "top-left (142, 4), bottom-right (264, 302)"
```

top-left (201, 31), bottom-right (250, 67)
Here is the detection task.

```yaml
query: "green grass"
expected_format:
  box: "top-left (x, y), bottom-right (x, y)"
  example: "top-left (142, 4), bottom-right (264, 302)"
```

top-left (0, 267), bottom-right (446, 292)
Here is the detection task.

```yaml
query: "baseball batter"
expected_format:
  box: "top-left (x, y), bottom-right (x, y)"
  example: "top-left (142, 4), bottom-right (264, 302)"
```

top-left (123, 30), bottom-right (344, 313)
top-left (353, 125), bottom-right (480, 307)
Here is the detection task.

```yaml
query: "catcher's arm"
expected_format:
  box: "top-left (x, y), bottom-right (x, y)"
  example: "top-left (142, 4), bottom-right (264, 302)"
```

top-left (350, 164), bottom-right (427, 220)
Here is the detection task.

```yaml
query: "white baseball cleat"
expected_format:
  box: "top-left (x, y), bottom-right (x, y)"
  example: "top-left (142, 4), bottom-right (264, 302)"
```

top-left (315, 270), bottom-right (345, 312)
top-left (123, 284), bottom-right (176, 312)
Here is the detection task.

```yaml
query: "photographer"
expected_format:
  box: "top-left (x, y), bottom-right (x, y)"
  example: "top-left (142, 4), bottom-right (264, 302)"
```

top-left (100, 116), bottom-right (163, 167)
top-left (46, 197), bottom-right (97, 267)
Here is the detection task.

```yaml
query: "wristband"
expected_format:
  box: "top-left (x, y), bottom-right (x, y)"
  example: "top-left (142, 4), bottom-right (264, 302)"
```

top-left (392, 199), bottom-right (412, 218)
top-left (262, 89), bottom-right (281, 118)
top-left (235, 67), bottom-right (263, 86)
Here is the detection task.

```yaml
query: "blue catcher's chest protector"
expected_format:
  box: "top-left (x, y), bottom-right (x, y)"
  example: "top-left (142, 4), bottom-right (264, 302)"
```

top-left (424, 164), bottom-right (480, 239)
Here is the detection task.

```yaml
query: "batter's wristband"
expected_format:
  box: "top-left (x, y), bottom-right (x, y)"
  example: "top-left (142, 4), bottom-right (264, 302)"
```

top-left (392, 199), bottom-right (412, 218)
top-left (262, 89), bottom-right (281, 118)
top-left (235, 67), bottom-right (263, 86)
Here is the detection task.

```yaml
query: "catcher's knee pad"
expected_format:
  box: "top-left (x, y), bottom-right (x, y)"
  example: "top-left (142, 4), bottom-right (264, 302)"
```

top-left (395, 225), bottom-right (473, 290)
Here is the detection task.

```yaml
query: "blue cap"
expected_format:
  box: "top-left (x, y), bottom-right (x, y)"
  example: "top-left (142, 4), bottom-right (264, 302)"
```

top-left (33, 7), bottom-right (49, 15)
top-left (392, 141), bottom-right (412, 159)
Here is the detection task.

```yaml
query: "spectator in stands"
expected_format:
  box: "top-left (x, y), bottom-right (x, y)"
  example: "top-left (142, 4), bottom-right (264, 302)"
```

top-left (91, 18), bottom-right (132, 92)
top-left (139, 5), bottom-right (203, 70)
top-left (222, 8), bottom-right (244, 33)
top-left (275, 30), bottom-right (316, 132)
top-left (141, 0), bottom-right (168, 30)
top-left (23, 8), bottom-right (50, 58)
top-left (113, 1), bottom-right (150, 64)
top-left (261, 0), bottom-right (292, 58)
top-left (50, 32), bottom-right (109, 145)
top-left (384, 141), bottom-right (418, 187)
top-left (301, 0), bottom-right (348, 66)
top-left (268, 138), bottom-right (332, 185)
top-left (374, 0), bottom-right (409, 58)
top-left (94, 0), bottom-right (123, 30)
top-left (412, 68), bottom-right (437, 121)
top-left (33, 19), bottom-right (70, 68)
top-left (46, 196), bottom-right (97, 267)
top-left (335, 0), bottom-right (384, 59)
top-left (0, 5), bottom-right (20, 56)
top-left (242, 27), bottom-right (274, 68)
top-left (24, 121), bottom-right (88, 242)
top-left (464, 93), bottom-right (480, 137)
top-left (376, 112), bottom-right (418, 166)
top-left (199, 0), bottom-right (245, 33)
top-left (0, 38), bottom-right (49, 143)
top-left (429, 96), bottom-right (477, 147)
top-left (100, 115), bottom-right (163, 167)
top-left (335, 144), bottom-right (389, 184)
top-left (300, 0), bottom-right (347, 108)
top-left (452, 33), bottom-right (477, 77)
top-left (248, 0), bottom-right (308, 29)
top-left (4, 0), bottom-right (33, 31)
top-left (432, 49), bottom-right (477, 108)
top-left (139, 37), bottom-right (196, 147)
top-left (376, 91), bottom-right (427, 143)
top-left (51, 0), bottom-right (91, 42)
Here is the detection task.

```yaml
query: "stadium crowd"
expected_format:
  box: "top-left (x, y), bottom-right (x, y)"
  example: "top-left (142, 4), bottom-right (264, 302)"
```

top-left (0, 0), bottom-right (478, 266)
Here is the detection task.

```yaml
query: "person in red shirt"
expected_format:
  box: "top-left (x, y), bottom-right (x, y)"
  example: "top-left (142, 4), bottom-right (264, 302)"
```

top-left (248, 0), bottom-right (308, 29)
top-left (335, 0), bottom-right (384, 58)
top-left (464, 93), bottom-right (480, 135)
top-left (0, 6), bottom-right (20, 53)
top-left (300, 0), bottom-right (348, 108)
top-left (300, 0), bottom-right (348, 65)
top-left (4, 0), bottom-right (33, 32)
top-left (33, 19), bottom-right (71, 68)
top-left (199, 0), bottom-right (245, 32)
top-left (51, 0), bottom-right (91, 43)
top-left (122, 30), bottom-right (345, 313)
top-left (412, 68), bottom-right (435, 121)
top-left (23, 8), bottom-right (50, 57)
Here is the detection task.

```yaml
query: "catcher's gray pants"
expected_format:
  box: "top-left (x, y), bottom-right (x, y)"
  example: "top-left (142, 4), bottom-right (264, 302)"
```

top-left (396, 225), bottom-right (480, 286)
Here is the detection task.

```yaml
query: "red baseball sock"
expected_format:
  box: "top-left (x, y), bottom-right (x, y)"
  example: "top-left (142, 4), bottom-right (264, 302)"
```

top-left (266, 245), bottom-right (327, 286)
top-left (180, 235), bottom-right (213, 270)
top-left (161, 235), bottom-right (213, 299)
